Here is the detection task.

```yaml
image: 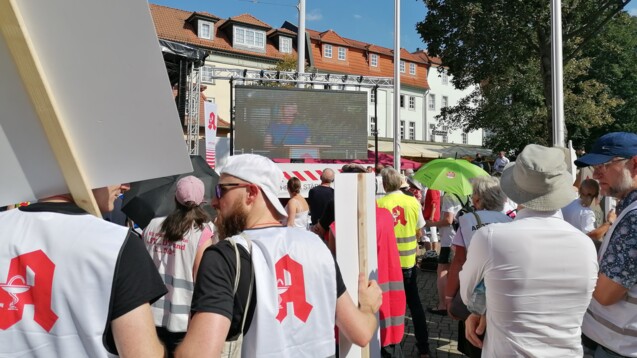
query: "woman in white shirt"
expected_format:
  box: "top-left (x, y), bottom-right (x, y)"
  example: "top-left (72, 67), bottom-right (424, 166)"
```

top-left (283, 177), bottom-right (310, 229)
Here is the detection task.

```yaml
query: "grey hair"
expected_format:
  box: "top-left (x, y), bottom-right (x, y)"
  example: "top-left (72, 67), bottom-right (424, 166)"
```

top-left (320, 168), bottom-right (335, 183)
top-left (381, 167), bottom-right (402, 192)
top-left (470, 176), bottom-right (506, 211)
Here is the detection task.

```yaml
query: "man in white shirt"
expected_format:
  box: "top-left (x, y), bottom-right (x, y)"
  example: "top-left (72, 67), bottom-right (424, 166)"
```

top-left (459, 144), bottom-right (598, 357)
top-left (492, 151), bottom-right (510, 175)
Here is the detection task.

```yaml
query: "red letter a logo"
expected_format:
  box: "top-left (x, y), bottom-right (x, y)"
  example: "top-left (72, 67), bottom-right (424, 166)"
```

top-left (0, 250), bottom-right (58, 332)
top-left (275, 254), bottom-right (313, 323)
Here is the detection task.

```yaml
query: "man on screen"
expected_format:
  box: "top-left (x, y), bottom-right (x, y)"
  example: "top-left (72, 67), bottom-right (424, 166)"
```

top-left (264, 103), bottom-right (311, 151)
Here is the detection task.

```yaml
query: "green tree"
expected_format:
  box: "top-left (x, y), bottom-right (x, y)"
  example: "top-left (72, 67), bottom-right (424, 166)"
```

top-left (265, 55), bottom-right (303, 87)
top-left (417, 0), bottom-right (630, 152)
top-left (580, 12), bottom-right (637, 148)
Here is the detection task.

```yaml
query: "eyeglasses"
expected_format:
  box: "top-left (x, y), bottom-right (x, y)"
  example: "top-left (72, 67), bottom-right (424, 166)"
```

top-left (592, 158), bottom-right (629, 171)
top-left (215, 183), bottom-right (252, 199)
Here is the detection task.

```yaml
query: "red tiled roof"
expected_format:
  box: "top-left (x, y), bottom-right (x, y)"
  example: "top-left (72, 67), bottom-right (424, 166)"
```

top-left (150, 3), bottom-right (432, 90)
top-left (227, 13), bottom-right (271, 29)
top-left (413, 50), bottom-right (442, 66)
top-left (187, 11), bottom-right (220, 21)
top-left (268, 27), bottom-right (296, 37)
top-left (150, 4), bottom-right (295, 61)
top-left (317, 30), bottom-right (351, 46)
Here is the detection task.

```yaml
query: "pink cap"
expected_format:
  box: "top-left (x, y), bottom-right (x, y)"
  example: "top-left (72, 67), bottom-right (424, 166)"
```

top-left (175, 176), bottom-right (205, 205)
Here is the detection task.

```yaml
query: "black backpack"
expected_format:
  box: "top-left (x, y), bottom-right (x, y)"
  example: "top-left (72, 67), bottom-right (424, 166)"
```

top-left (452, 193), bottom-right (474, 231)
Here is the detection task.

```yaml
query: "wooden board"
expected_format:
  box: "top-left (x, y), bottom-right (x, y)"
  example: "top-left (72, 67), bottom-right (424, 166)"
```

top-left (334, 172), bottom-right (379, 358)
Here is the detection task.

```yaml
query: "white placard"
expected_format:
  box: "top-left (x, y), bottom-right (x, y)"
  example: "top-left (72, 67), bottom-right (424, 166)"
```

top-left (0, 0), bottom-right (191, 206)
top-left (334, 172), bottom-right (379, 358)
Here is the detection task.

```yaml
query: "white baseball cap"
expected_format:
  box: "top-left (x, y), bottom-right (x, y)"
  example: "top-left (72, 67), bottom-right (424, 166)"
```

top-left (220, 154), bottom-right (288, 218)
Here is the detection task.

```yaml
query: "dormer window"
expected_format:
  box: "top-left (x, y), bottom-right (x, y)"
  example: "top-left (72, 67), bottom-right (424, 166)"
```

top-left (199, 21), bottom-right (213, 40)
top-left (324, 44), bottom-right (332, 58)
top-left (400, 61), bottom-right (406, 73)
top-left (234, 26), bottom-right (266, 50)
top-left (409, 63), bottom-right (416, 75)
top-left (370, 53), bottom-right (378, 67)
top-left (279, 36), bottom-right (292, 54)
top-left (338, 47), bottom-right (346, 61)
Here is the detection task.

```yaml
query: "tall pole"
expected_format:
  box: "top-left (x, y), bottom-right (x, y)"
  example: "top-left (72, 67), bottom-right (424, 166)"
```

top-left (374, 85), bottom-right (379, 169)
top-left (551, 0), bottom-right (565, 147)
top-left (297, 0), bottom-right (306, 88)
top-left (393, 0), bottom-right (401, 170)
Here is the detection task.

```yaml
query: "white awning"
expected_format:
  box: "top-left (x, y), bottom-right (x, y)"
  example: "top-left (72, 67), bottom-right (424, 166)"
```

top-left (368, 139), bottom-right (491, 159)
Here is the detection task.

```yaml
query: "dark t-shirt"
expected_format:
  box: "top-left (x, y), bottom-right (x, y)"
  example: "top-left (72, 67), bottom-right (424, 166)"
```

top-left (308, 185), bottom-right (334, 225)
top-left (319, 199), bottom-right (336, 230)
top-left (20, 203), bottom-right (167, 355)
top-left (191, 234), bottom-right (346, 339)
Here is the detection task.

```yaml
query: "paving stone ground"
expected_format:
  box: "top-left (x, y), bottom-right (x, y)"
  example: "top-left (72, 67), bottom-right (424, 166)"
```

top-left (400, 268), bottom-right (465, 358)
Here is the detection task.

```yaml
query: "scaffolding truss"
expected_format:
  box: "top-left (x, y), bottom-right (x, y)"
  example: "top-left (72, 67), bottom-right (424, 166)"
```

top-left (209, 67), bottom-right (394, 88)
top-left (185, 64), bottom-right (201, 155)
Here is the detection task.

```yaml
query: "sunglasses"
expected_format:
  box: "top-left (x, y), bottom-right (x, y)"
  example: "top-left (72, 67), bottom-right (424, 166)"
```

top-left (215, 183), bottom-right (252, 199)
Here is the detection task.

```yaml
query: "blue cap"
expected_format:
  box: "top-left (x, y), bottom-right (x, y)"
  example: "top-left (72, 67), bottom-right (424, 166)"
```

top-left (574, 132), bottom-right (637, 168)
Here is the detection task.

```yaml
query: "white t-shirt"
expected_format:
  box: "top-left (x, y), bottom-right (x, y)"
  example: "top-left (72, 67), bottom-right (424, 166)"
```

top-left (561, 198), bottom-right (595, 233)
top-left (459, 209), bottom-right (598, 357)
top-left (439, 194), bottom-right (462, 247)
top-left (493, 156), bottom-right (510, 173)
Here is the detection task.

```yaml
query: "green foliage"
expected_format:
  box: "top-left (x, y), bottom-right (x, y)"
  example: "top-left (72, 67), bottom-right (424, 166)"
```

top-left (265, 55), bottom-right (311, 88)
top-left (418, 0), bottom-right (632, 153)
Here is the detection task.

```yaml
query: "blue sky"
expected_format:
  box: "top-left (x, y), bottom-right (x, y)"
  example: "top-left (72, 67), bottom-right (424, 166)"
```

top-left (151, 0), bottom-right (637, 52)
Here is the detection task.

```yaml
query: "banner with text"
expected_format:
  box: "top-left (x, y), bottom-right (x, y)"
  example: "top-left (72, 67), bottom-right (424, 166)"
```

top-left (204, 102), bottom-right (218, 169)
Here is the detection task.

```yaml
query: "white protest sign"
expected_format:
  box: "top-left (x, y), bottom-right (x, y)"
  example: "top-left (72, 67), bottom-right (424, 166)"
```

top-left (0, 0), bottom-right (191, 211)
top-left (334, 172), bottom-right (379, 358)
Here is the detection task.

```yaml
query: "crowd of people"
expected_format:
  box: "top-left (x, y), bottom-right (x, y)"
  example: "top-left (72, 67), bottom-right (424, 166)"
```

top-left (1, 132), bottom-right (636, 358)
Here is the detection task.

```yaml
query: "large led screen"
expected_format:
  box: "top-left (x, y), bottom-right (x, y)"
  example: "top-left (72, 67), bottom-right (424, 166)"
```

top-left (234, 86), bottom-right (368, 160)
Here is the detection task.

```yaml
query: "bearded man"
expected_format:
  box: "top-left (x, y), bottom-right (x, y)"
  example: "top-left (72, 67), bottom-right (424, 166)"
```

top-left (576, 132), bottom-right (637, 358)
top-left (176, 154), bottom-right (382, 358)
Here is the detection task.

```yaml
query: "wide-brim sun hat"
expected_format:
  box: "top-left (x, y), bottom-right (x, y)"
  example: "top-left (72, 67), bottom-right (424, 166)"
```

top-left (219, 154), bottom-right (288, 218)
top-left (500, 144), bottom-right (576, 211)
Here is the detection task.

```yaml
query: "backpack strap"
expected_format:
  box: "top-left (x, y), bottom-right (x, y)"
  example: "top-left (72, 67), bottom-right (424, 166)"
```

top-left (452, 193), bottom-right (472, 212)
top-left (229, 234), bottom-right (254, 335)
top-left (470, 211), bottom-right (484, 229)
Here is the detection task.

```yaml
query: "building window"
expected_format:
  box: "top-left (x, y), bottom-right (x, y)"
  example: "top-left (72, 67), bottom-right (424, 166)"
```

top-left (400, 95), bottom-right (405, 108)
top-left (370, 53), bottom-right (378, 67)
top-left (442, 96), bottom-right (449, 108)
top-left (324, 44), bottom-right (332, 58)
top-left (462, 132), bottom-right (468, 144)
top-left (370, 116), bottom-right (376, 134)
top-left (370, 90), bottom-right (375, 103)
top-left (279, 37), bottom-right (292, 53)
top-left (409, 63), bottom-right (416, 75)
top-left (400, 120), bottom-right (405, 139)
top-left (442, 133), bottom-right (448, 143)
top-left (199, 22), bottom-right (213, 40)
top-left (428, 94), bottom-right (436, 110)
top-left (409, 122), bottom-right (415, 140)
top-left (234, 26), bottom-right (265, 49)
top-left (409, 96), bottom-right (416, 110)
top-left (338, 47), bottom-right (346, 60)
top-left (442, 69), bottom-right (449, 85)
top-left (400, 61), bottom-right (405, 73)
top-left (431, 134), bottom-right (437, 143)
top-left (201, 65), bottom-right (214, 83)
